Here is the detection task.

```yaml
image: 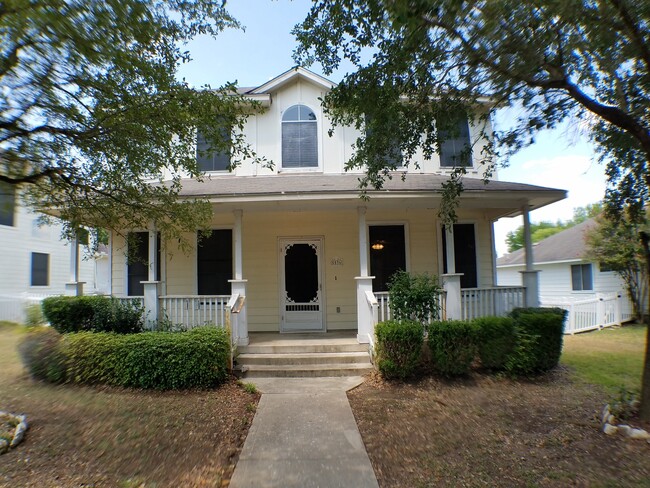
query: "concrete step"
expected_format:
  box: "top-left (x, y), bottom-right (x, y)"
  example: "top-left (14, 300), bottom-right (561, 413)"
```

top-left (238, 343), bottom-right (369, 354)
top-left (237, 351), bottom-right (370, 366)
top-left (243, 363), bottom-right (374, 378)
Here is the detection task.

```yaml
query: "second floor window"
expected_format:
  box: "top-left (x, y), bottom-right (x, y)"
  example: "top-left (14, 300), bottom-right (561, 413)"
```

top-left (196, 127), bottom-right (231, 172)
top-left (0, 181), bottom-right (15, 227)
top-left (282, 104), bottom-right (318, 169)
top-left (439, 114), bottom-right (471, 168)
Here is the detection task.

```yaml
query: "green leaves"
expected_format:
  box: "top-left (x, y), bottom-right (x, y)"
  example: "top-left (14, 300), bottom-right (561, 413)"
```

top-left (1, 1), bottom-right (253, 246)
top-left (295, 0), bottom-right (650, 223)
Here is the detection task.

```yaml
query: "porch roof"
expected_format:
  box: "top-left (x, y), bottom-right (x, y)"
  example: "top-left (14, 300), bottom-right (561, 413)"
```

top-left (176, 173), bottom-right (566, 218)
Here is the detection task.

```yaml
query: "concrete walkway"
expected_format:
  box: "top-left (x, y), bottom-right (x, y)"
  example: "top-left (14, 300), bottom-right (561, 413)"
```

top-left (229, 377), bottom-right (380, 488)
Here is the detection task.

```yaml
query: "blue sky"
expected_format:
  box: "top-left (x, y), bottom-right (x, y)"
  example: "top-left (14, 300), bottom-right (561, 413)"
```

top-left (177, 0), bottom-right (608, 256)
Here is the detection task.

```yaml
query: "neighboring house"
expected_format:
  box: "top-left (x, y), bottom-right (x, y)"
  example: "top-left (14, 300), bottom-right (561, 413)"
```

top-left (99, 67), bottom-right (565, 349)
top-left (497, 218), bottom-right (637, 331)
top-left (0, 183), bottom-right (99, 322)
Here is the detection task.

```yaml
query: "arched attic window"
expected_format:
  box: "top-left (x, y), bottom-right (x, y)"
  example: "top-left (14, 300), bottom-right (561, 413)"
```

top-left (282, 104), bottom-right (318, 169)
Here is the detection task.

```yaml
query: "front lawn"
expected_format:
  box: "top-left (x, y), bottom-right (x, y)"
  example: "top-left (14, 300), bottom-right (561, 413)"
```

top-left (0, 324), bottom-right (259, 487)
top-left (349, 323), bottom-right (650, 487)
top-left (562, 323), bottom-right (646, 393)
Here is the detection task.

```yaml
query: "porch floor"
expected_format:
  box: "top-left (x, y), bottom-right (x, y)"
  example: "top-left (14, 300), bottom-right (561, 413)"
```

top-left (247, 330), bottom-right (357, 346)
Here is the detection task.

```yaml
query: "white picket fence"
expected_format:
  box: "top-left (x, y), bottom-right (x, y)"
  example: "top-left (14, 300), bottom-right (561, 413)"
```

top-left (541, 293), bottom-right (633, 334)
top-left (0, 294), bottom-right (54, 323)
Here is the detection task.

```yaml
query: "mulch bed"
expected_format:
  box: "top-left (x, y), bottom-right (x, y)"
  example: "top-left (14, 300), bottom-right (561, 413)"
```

top-left (348, 368), bottom-right (650, 487)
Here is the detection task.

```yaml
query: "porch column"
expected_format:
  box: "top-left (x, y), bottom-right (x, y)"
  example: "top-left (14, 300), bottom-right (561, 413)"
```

top-left (520, 205), bottom-right (540, 307)
top-left (442, 225), bottom-right (463, 320)
top-left (230, 209), bottom-right (248, 345)
top-left (356, 206), bottom-right (374, 343)
top-left (141, 227), bottom-right (160, 329)
top-left (65, 233), bottom-right (85, 296)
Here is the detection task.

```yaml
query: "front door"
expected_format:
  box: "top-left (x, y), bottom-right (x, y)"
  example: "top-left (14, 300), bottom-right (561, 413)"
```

top-left (280, 238), bottom-right (324, 332)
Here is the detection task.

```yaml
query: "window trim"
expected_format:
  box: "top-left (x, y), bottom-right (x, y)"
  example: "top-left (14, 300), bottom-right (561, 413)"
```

top-left (280, 104), bottom-right (322, 172)
top-left (125, 231), bottom-right (161, 297)
top-left (438, 114), bottom-right (473, 169)
top-left (439, 221), bottom-right (481, 289)
top-left (0, 181), bottom-right (16, 227)
top-left (366, 221), bottom-right (410, 292)
top-left (30, 252), bottom-right (49, 287)
top-left (195, 227), bottom-right (234, 296)
top-left (571, 263), bottom-right (594, 292)
top-left (196, 127), bottom-right (232, 174)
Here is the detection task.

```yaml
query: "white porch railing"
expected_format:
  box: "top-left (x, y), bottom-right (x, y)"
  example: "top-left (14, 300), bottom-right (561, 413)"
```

top-left (117, 296), bottom-right (145, 309)
top-left (541, 293), bottom-right (630, 334)
top-left (460, 287), bottom-right (525, 321)
top-left (374, 291), bottom-right (446, 323)
top-left (158, 295), bottom-right (230, 329)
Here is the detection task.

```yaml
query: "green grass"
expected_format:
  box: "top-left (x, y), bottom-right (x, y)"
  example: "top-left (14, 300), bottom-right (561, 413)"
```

top-left (561, 323), bottom-right (647, 393)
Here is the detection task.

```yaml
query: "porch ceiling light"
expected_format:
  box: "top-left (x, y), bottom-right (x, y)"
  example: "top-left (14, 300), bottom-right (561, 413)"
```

top-left (371, 242), bottom-right (385, 250)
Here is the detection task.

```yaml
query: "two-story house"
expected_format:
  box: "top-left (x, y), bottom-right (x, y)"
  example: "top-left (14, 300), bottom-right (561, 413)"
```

top-left (89, 67), bottom-right (565, 375)
top-left (0, 182), bottom-right (102, 323)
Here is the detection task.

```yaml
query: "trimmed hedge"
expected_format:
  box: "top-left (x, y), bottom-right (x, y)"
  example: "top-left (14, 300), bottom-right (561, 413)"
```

top-left (42, 296), bottom-right (143, 334)
top-left (375, 320), bottom-right (424, 379)
top-left (18, 326), bottom-right (230, 390)
top-left (65, 327), bottom-right (230, 389)
top-left (428, 320), bottom-right (478, 376)
top-left (18, 327), bottom-right (67, 383)
top-left (505, 308), bottom-right (566, 376)
top-left (473, 316), bottom-right (516, 370)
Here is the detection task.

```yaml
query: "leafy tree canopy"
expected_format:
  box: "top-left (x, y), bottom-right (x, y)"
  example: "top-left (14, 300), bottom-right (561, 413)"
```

top-left (294, 0), bottom-right (650, 223)
top-left (0, 0), bottom-right (258, 248)
top-left (506, 203), bottom-right (602, 252)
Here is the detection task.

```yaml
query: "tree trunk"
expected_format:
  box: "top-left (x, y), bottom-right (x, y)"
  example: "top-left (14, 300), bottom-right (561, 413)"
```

top-left (639, 231), bottom-right (650, 421)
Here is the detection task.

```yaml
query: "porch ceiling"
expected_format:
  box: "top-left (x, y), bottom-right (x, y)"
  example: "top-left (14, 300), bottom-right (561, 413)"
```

top-left (178, 173), bottom-right (566, 218)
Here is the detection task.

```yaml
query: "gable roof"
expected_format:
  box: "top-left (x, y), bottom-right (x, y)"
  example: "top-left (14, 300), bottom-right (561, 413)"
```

top-left (246, 67), bottom-right (336, 95)
top-left (497, 218), bottom-right (598, 267)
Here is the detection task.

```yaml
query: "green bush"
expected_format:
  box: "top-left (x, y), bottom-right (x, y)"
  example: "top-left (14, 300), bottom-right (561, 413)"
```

top-left (42, 296), bottom-right (143, 334)
top-left (25, 303), bottom-right (46, 326)
top-left (509, 306), bottom-right (567, 324)
top-left (91, 298), bottom-right (143, 333)
top-left (428, 320), bottom-right (478, 376)
top-left (375, 320), bottom-right (424, 379)
top-left (18, 327), bottom-right (67, 383)
top-left (505, 309), bottom-right (566, 376)
top-left (473, 316), bottom-right (516, 370)
top-left (388, 271), bottom-right (443, 325)
top-left (64, 327), bottom-right (230, 389)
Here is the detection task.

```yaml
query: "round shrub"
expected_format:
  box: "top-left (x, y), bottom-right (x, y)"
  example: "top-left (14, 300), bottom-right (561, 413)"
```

top-left (473, 316), bottom-right (516, 370)
top-left (505, 310), bottom-right (565, 376)
top-left (64, 326), bottom-right (230, 390)
top-left (375, 320), bottom-right (424, 379)
top-left (428, 320), bottom-right (478, 376)
top-left (18, 327), bottom-right (67, 383)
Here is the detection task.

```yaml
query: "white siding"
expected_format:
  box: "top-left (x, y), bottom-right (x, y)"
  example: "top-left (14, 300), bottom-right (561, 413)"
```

top-left (0, 203), bottom-right (98, 321)
top-left (497, 260), bottom-right (632, 303)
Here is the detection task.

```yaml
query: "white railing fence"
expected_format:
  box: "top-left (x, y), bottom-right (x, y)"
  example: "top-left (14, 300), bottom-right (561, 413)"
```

top-left (0, 294), bottom-right (56, 323)
top-left (541, 292), bottom-right (632, 334)
top-left (158, 295), bottom-right (230, 329)
top-left (374, 291), bottom-right (446, 324)
top-left (460, 287), bottom-right (525, 321)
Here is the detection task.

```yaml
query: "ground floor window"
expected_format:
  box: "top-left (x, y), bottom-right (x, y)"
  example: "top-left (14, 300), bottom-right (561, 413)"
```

top-left (197, 229), bottom-right (233, 295)
top-left (442, 223), bottom-right (478, 288)
top-left (369, 224), bottom-right (406, 292)
top-left (31, 252), bottom-right (49, 286)
top-left (127, 232), bottom-right (160, 296)
top-left (571, 263), bottom-right (593, 291)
